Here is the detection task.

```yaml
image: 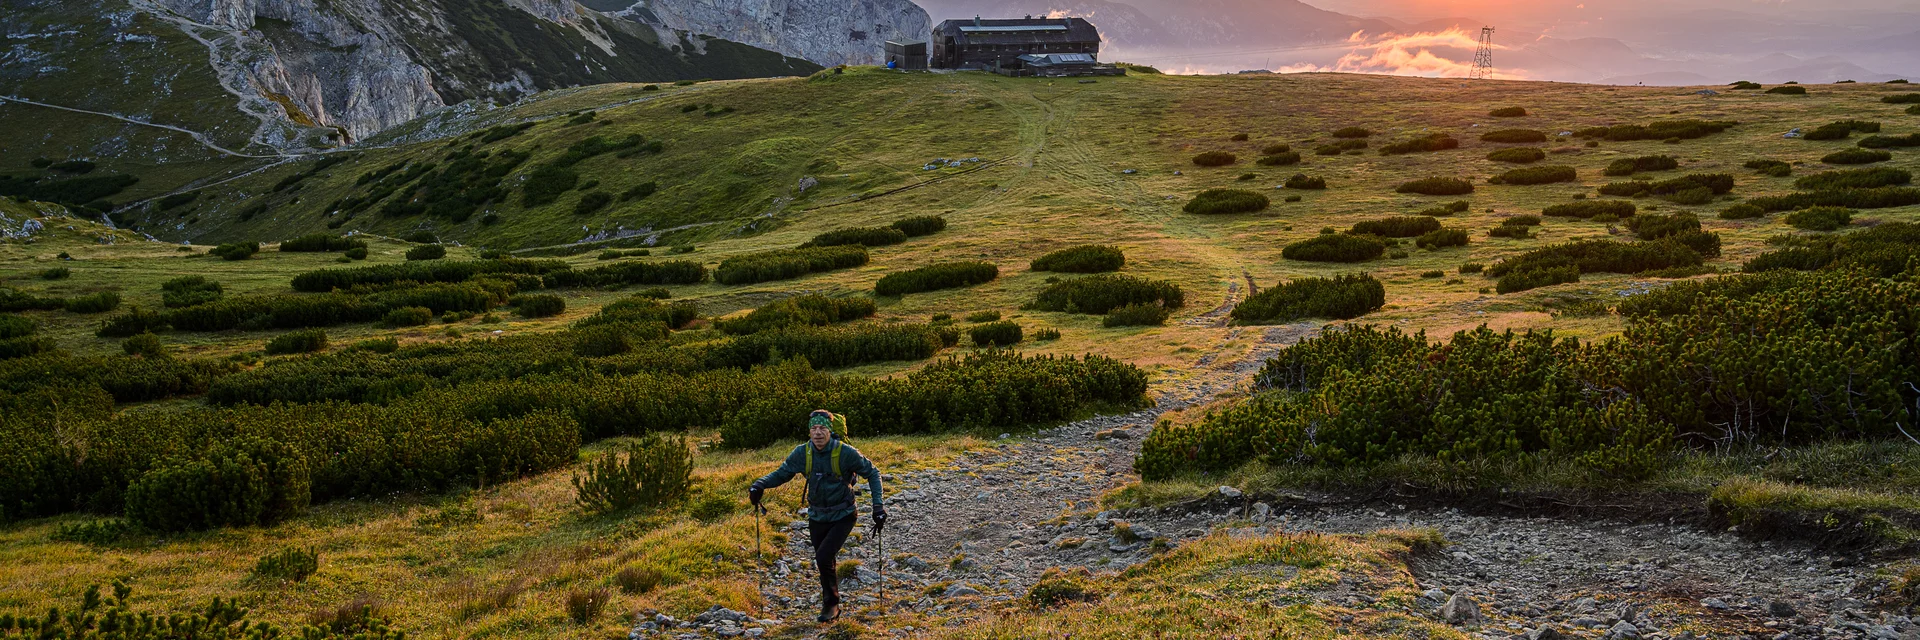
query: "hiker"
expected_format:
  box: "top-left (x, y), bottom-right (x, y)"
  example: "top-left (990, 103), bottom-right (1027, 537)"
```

top-left (748, 409), bottom-right (887, 622)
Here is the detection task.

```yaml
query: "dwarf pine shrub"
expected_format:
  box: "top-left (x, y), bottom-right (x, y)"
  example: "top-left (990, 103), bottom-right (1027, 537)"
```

top-left (265, 329), bottom-right (328, 355)
top-left (1396, 177), bottom-right (1475, 196)
top-left (1719, 203), bottom-right (1766, 219)
top-left (1624, 211), bottom-right (1701, 240)
top-left (1314, 140), bottom-right (1368, 155)
top-left (1481, 129), bottom-right (1548, 144)
top-left (1795, 168), bottom-right (1911, 191)
top-left (210, 242), bottom-right (259, 261)
top-left (1281, 234), bottom-right (1386, 263)
top-left (1415, 228), bottom-right (1470, 249)
top-left (573, 434), bottom-right (693, 514)
top-left (1349, 216), bottom-right (1441, 238)
top-left (1542, 199), bottom-right (1635, 219)
top-left (969, 321), bottom-right (1023, 346)
top-left (1489, 165), bottom-right (1577, 186)
top-left (1379, 134), bottom-right (1459, 155)
top-left (715, 246), bottom-right (868, 285)
top-left (1822, 149), bottom-right (1893, 165)
top-left (891, 215), bottom-right (947, 237)
top-left (280, 234), bottom-right (367, 252)
top-left (252, 546), bottom-right (320, 582)
top-left (1027, 274), bottom-right (1184, 314)
top-left (875, 262), bottom-right (998, 296)
top-left (1488, 148), bottom-right (1546, 164)
top-left (1229, 274), bottom-right (1384, 325)
top-left (1031, 245), bottom-right (1125, 273)
top-left (1766, 85), bottom-right (1808, 95)
top-left (1183, 188), bottom-right (1270, 214)
top-left (1257, 152), bottom-right (1302, 166)
top-left (64, 291), bottom-right (121, 314)
top-left (1858, 133), bottom-right (1920, 149)
top-left (1102, 304), bottom-right (1170, 328)
top-left (803, 226), bottom-right (908, 248)
top-left (1191, 151), bottom-right (1237, 167)
top-left (1744, 159), bottom-right (1792, 177)
top-left (406, 244), bottom-right (447, 261)
top-left (1574, 120), bottom-right (1736, 142)
top-left (1604, 156), bottom-right (1680, 176)
top-left (1489, 107), bottom-right (1528, 117)
top-left (1283, 174), bottom-right (1327, 190)
top-left (1784, 206), bottom-right (1854, 231)
top-left (1804, 120), bottom-right (1881, 141)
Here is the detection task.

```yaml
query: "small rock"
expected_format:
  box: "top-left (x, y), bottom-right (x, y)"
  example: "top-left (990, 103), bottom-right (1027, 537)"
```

top-left (1608, 621), bottom-right (1641, 639)
top-left (1702, 598), bottom-right (1730, 610)
top-left (1572, 617), bottom-right (1608, 629)
top-left (1529, 626), bottom-right (1569, 640)
top-left (693, 606), bottom-right (751, 624)
top-left (1251, 502), bottom-right (1272, 523)
top-left (744, 629), bottom-right (765, 638)
top-left (1441, 592), bottom-right (1482, 625)
top-left (1218, 486), bottom-right (1243, 499)
top-left (1768, 601), bottom-right (1797, 618)
top-left (903, 556), bottom-right (931, 572)
top-left (1094, 428), bottom-right (1130, 440)
top-left (1122, 169), bottom-right (1137, 174)
top-left (943, 583), bottom-right (981, 598)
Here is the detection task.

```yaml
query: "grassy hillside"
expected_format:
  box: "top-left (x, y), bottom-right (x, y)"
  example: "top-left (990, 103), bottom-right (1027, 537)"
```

top-left (2, 70), bottom-right (1918, 639)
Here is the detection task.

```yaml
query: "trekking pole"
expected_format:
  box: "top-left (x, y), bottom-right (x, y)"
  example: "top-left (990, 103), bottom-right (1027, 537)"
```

top-left (877, 519), bottom-right (886, 609)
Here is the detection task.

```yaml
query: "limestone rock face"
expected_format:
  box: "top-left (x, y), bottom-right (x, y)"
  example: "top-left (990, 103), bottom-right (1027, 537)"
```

top-left (60, 0), bottom-right (819, 148)
top-left (610, 0), bottom-right (933, 66)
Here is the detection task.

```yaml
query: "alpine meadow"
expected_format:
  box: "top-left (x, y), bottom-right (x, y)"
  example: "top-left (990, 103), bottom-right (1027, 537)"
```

top-left (4, 32), bottom-right (1920, 640)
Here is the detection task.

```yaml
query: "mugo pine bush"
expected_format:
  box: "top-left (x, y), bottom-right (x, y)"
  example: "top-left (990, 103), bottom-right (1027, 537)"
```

top-left (874, 262), bottom-right (998, 296)
top-left (1282, 234), bottom-right (1385, 263)
top-left (1031, 245), bottom-right (1125, 273)
top-left (1027, 274), bottom-right (1184, 315)
top-left (1183, 189), bottom-right (1269, 214)
top-left (573, 433), bottom-right (693, 515)
top-left (1139, 268), bottom-right (1920, 481)
top-left (1396, 177), bottom-right (1475, 196)
top-left (1229, 274), bottom-right (1385, 325)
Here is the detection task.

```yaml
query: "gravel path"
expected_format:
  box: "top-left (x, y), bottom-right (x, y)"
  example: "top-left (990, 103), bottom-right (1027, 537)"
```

top-left (633, 322), bottom-right (1918, 639)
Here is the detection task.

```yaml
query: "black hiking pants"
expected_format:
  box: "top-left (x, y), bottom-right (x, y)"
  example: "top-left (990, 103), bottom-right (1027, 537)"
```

top-left (808, 513), bottom-right (858, 605)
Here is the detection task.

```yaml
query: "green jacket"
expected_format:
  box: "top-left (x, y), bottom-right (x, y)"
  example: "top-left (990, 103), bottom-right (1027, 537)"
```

top-left (750, 437), bottom-right (883, 522)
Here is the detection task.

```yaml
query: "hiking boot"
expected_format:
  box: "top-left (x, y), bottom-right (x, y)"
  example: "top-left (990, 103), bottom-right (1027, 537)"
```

top-left (817, 596), bottom-right (841, 623)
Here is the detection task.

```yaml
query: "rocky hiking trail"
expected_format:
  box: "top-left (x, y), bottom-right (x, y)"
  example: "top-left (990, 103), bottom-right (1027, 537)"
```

top-left (631, 323), bottom-right (1919, 639)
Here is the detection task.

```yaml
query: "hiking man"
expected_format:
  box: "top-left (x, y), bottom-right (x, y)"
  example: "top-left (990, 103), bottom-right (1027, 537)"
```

top-left (748, 409), bottom-right (887, 622)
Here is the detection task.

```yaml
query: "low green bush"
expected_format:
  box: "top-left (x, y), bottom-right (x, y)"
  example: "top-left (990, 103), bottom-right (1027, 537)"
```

top-left (1604, 156), bottom-right (1680, 176)
top-left (1183, 188), bottom-right (1270, 214)
top-left (1396, 177), bottom-right (1475, 196)
top-left (1191, 151), bottom-right (1237, 167)
top-left (211, 243), bottom-right (259, 261)
top-left (1489, 107), bottom-right (1527, 118)
top-left (1624, 211), bottom-right (1700, 240)
top-left (1489, 165), bottom-right (1578, 186)
top-left (1804, 120), bottom-right (1880, 141)
top-left (1349, 216), bottom-right (1440, 238)
top-left (521, 165), bottom-right (580, 206)
top-left (802, 226), bottom-right (908, 248)
top-left (252, 546), bottom-right (320, 582)
top-left (1379, 134), bottom-right (1459, 155)
top-left (511, 293), bottom-right (566, 318)
top-left (1719, 203), bottom-right (1766, 219)
top-left (39, 267), bottom-right (70, 280)
top-left (121, 332), bottom-right (165, 358)
top-left (1883, 94), bottom-right (1920, 104)
top-left (891, 215), bottom-right (947, 237)
top-left (1574, 120), bottom-right (1736, 142)
top-left (1488, 238), bottom-right (1704, 291)
top-left (716, 295), bottom-right (874, 335)
top-left (572, 434), bottom-right (693, 515)
top-left (1795, 168), bottom-right (1911, 190)
top-left (1031, 245), bottom-right (1125, 273)
top-left (1415, 228), bottom-right (1470, 249)
top-left (1487, 148), bottom-right (1546, 164)
top-left (1784, 206), bottom-right (1854, 231)
top-left (1823, 149), bottom-right (1893, 165)
top-left (64, 291), bottom-right (121, 314)
top-left (280, 234), bottom-right (367, 253)
top-left (1742, 221), bottom-right (1920, 275)
top-left (1497, 265), bottom-right (1580, 293)
top-left (1857, 133), bottom-right (1920, 149)
top-left (1314, 140), bottom-right (1367, 155)
top-left (1480, 129), bottom-right (1548, 144)
top-left (1027, 274), bottom-right (1184, 314)
top-left (1256, 152), bottom-right (1302, 166)
top-left (574, 192), bottom-right (613, 215)
top-left (621, 182), bottom-right (658, 201)
top-left (1487, 225), bottom-right (1533, 239)
top-left (1766, 86), bottom-right (1808, 95)
top-left (969, 321), bottom-right (1024, 346)
top-left (874, 262), bottom-right (998, 296)
top-left (265, 329), bottom-right (328, 355)
top-left (714, 246), bottom-right (868, 285)
top-left (1102, 304), bottom-right (1170, 328)
top-left (706, 323), bottom-right (944, 370)
top-left (1261, 144), bottom-right (1293, 155)
top-left (1744, 159), bottom-right (1792, 177)
top-left (1281, 234), bottom-right (1385, 263)
top-left (1744, 187), bottom-right (1920, 212)
top-left (1283, 174), bottom-right (1327, 190)
top-left (1230, 274), bottom-right (1384, 325)
top-left (406, 244), bottom-right (447, 261)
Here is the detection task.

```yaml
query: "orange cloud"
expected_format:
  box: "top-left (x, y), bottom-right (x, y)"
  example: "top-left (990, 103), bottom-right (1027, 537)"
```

top-left (1285, 27), bottom-right (1527, 80)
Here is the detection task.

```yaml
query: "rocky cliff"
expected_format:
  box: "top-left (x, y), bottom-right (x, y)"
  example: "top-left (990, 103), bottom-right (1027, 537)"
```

top-left (3, 0), bottom-right (821, 155)
top-left (595, 0), bottom-right (934, 67)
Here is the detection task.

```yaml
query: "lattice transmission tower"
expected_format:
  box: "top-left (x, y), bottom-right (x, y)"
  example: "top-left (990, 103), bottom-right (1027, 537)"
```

top-left (1470, 26), bottom-right (1496, 80)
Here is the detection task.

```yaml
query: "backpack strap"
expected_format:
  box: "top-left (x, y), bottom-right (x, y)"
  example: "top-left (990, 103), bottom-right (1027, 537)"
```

top-left (831, 441), bottom-right (843, 478)
top-left (801, 444), bottom-right (814, 476)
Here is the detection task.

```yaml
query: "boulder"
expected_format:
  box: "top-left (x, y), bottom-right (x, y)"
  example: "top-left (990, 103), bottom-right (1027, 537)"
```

top-left (1441, 592), bottom-right (1482, 625)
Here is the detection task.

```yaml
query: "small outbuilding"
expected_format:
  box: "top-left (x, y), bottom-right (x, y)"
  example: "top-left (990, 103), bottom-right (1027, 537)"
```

top-left (884, 40), bottom-right (928, 70)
